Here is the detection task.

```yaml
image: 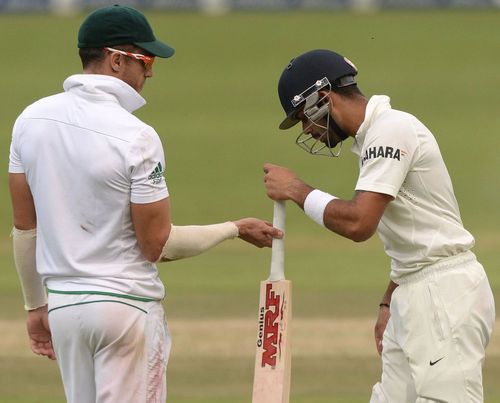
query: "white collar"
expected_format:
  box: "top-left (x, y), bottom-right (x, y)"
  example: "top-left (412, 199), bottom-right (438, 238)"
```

top-left (351, 95), bottom-right (392, 155)
top-left (63, 74), bottom-right (146, 113)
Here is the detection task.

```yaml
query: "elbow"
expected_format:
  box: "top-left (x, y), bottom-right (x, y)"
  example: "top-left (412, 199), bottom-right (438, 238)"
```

top-left (141, 230), bottom-right (171, 263)
top-left (350, 231), bottom-right (373, 243)
top-left (347, 223), bottom-right (377, 243)
top-left (141, 240), bottom-right (164, 262)
top-left (144, 248), bottom-right (162, 263)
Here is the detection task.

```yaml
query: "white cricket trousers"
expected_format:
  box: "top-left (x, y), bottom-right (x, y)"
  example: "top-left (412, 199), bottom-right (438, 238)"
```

top-left (48, 294), bottom-right (171, 403)
top-left (370, 251), bottom-right (495, 403)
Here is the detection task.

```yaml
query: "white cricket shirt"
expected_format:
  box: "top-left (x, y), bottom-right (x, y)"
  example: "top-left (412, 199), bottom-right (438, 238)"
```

top-left (351, 96), bottom-right (474, 280)
top-left (9, 74), bottom-right (169, 299)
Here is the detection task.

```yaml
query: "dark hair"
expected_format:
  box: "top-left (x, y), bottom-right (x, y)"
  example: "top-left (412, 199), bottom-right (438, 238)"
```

top-left (79, 44), bottom-right (149, 69)
top-left (332, 83), bottom-right (364, 99)
top-left (79, 47), bottom-right (106, 69)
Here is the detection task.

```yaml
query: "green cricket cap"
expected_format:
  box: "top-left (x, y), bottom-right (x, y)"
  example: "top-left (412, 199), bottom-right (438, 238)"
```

top-left (78, 4), bottom-right (175, 58)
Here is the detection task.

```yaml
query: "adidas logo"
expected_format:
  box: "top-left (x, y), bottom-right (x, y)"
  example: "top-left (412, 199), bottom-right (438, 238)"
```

top-left (148, 162), bottom-right (164, 185)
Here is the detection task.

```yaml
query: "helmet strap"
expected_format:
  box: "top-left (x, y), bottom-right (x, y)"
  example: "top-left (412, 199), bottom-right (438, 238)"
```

top-left (328, 114), bottom-right (349, 141)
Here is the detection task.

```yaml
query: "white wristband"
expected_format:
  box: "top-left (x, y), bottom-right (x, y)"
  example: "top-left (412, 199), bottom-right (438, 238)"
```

top-left (303, 189), bottom-right (337, 227)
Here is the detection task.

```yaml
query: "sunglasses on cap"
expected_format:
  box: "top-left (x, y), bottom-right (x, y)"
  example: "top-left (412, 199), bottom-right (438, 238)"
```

top-left (104, 47), bottom-right (155, 70)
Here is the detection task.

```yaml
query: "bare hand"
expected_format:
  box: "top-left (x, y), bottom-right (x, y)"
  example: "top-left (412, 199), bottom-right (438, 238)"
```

top-left (263, 163), bottom-right (312, 205)
top-left (233, 218), bottom-right (283, 248)
top-left (374, 306), bottom-right (391, 355)
top-left (27, 305), bottom-right (56, 360)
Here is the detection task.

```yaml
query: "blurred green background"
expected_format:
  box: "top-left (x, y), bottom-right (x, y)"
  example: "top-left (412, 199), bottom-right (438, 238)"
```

top-left (0, 9), bottom-right (499, 403)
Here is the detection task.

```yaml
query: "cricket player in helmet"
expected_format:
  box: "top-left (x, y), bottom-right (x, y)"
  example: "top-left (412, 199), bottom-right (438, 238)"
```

top-left (264, 49), bottom-right (495, 402)
top-left (278, 49), bottom-right (358, 156)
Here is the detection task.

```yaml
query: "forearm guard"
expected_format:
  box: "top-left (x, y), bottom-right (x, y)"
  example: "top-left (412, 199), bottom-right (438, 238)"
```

top-left (158, 222), bottom-right (239, 262)
top-left (12, 227), bottom-right (47, 310)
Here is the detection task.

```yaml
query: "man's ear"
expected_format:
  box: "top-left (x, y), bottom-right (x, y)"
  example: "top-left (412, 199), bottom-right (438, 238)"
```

top-left (319, 90), bottom-right (335, 101)
top-left (317, 90), bottom-right (333, 107)
top-left (109, 52), bottom-right (122, 72)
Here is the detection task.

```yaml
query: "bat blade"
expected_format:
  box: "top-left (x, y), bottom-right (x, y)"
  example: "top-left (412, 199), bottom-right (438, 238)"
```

top-left (252, 201), bottom-right (291, 403)
top-left (252, 279), bottom-right (292, 403)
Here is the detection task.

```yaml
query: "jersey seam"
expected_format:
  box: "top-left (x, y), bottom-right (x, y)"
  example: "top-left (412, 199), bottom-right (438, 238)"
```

top-left (21, 117), bottom-right (131, 144)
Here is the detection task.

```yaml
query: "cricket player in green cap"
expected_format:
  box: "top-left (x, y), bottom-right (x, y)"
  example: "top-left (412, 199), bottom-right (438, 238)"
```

top-left (9, 5), bottom-right (282, 402)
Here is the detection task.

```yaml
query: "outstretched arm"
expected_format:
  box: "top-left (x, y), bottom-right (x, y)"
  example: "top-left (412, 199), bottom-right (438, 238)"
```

top-left (263, 163), bottom-right (392, 242)
top-left (131, 198), bottom-right (283, 263)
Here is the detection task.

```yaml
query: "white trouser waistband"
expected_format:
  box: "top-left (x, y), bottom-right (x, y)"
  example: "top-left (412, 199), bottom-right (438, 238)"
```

top-left (396, 250), bottom-right (477, 285)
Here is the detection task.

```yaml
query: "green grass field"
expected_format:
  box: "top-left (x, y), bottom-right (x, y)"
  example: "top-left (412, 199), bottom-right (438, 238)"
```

top-left (0, 9), bottom-right (499, 402)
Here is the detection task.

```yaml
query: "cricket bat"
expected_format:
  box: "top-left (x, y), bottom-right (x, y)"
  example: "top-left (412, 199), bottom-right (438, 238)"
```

top-left (252, 200), bottom-right (291, 403)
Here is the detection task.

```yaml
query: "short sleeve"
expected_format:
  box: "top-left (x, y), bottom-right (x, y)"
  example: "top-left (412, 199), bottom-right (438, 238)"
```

top-left (9, 118), bottom-right (25, 173)
top-left (127, 128), bottom-right (169, 204)
top-left (355, 118), bottom-right (419, 198)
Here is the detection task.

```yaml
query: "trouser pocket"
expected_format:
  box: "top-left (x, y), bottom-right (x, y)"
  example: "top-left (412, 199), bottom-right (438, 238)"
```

top-left (427, 281), bottom-right (448, 342)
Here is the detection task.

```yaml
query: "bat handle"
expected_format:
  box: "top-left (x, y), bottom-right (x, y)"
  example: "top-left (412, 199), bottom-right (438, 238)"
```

top-left (269, 200), bottom-right (286, 281)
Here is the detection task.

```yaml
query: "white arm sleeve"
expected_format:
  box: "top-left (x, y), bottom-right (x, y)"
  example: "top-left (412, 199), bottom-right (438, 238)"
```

top-left (12, 227), bottom-right (47, 310)
top-left (159, 222), bottom-right (239, 262)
